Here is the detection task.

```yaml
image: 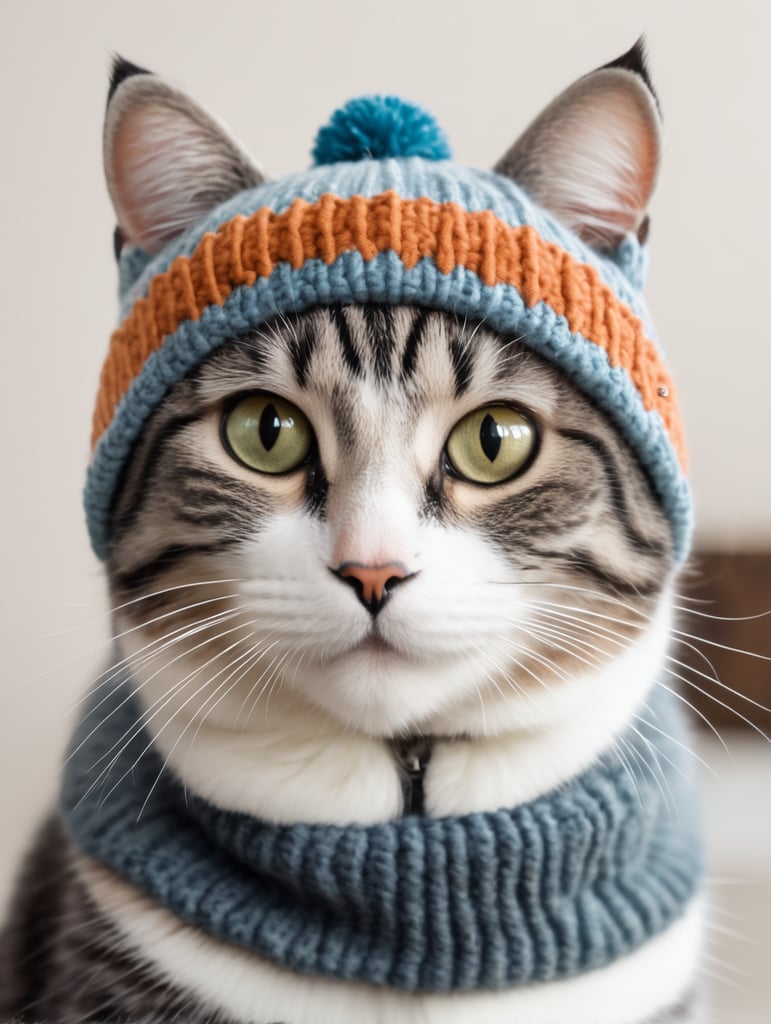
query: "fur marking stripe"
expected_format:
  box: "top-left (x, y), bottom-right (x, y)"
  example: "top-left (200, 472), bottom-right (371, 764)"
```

top-left (361, 304), bottom-right (395, 381)
top-left (92, 192), bottom-right (683, 463)
top-left (328, 305), bottom-right (363, 377)
top-left (111, 412), bottom-right (200, 543)
top-left (115, 541), bottom-right (235, 593)
top-left (449, 336), bottom-right (474, 396)
top-left (288, 319), bottom-right (319, 387)
top-left (558, 428), bottom-right (668, 556)
top-left (401, 309), bottom-right (431, 380)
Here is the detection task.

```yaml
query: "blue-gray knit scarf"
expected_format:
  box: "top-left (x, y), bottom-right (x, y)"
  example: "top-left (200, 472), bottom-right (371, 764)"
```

top-left (61, 674), bottom-right (701, 993)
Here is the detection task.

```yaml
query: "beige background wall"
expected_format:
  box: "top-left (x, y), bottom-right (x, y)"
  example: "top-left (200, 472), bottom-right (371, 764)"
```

top-left (1, 0), bottom-right (769, 1013)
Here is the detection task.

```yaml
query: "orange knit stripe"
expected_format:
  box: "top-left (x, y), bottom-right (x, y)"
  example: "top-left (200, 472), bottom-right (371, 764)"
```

top-left (92, 192), bottom-right (685, 467)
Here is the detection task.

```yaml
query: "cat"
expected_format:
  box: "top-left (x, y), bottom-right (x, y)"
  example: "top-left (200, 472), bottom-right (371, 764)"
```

top-left (0, 41), bottom-right (703, 1024)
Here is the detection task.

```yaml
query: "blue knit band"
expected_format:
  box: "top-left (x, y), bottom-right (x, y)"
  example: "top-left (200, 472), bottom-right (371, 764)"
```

top-left (62, 674), bottom-right (702, 992)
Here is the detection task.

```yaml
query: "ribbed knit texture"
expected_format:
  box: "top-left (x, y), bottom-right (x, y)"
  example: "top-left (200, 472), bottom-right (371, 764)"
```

top-left (85, 116), bottom-right (693, 563)
top-left (61, 674), bottom-right (702, 993)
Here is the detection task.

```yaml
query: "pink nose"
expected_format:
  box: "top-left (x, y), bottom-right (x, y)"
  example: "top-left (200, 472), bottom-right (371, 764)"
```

top-left (332, 561), bottom-right (414, 615)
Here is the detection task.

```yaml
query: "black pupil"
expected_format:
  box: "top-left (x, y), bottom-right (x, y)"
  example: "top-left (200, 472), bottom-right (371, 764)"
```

top-left (480, 414), bottom-right (501, 462)
top-left (259, 404), bottom-right (282, 451)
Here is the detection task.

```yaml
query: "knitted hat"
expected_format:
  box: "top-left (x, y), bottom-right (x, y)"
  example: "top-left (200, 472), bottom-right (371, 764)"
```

top-left (87, 52), bottom-right (691, 561)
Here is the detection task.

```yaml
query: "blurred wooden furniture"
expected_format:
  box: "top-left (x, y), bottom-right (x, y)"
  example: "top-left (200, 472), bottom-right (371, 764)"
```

top-left (676, 551), bottom-right (771, 733)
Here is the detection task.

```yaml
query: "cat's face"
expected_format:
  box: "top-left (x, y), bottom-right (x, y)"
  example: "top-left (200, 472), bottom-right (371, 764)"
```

top-left (108, 304), bottom-right (673, 742)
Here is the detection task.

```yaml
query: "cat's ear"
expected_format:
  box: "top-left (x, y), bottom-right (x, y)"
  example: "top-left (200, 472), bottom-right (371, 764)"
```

top-left (104, 57), bottom-right (265, 256)
top-left (494, 40), bottom-right (661, 251)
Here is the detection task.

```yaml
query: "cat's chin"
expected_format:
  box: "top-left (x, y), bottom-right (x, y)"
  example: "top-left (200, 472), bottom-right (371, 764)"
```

top-left (291, 644), bottom-right (481, 737)
top-left (339, 629), bottom-right (402, 659)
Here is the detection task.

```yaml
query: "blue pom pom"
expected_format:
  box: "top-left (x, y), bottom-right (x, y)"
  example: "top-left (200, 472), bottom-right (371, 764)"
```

top-left (312, 96), bottom-right (452, 166)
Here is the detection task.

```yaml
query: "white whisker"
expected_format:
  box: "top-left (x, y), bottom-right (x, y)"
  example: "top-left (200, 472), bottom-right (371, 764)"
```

top-left (654, 679), bottom-right (731, 759)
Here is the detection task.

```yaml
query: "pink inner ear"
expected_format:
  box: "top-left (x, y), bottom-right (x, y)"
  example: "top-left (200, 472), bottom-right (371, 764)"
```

top-left (555, 88), bottom-right (659, 248)
top-left (105, 84), bottom-right (263, 256)
top-left (112, 109), bottom-right (157, 247)
top-left (108, 101), bottom-right (199, 254)
top-left (495, 68), bottom-right (661, 252)
top-left (565, 87), bottom-right (655, 239)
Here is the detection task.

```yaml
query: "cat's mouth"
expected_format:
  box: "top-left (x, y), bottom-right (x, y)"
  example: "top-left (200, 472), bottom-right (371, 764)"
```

top-left (356, 629), bottom-right (396, 655)
top-left (337, 626), bottom-right (407, 661)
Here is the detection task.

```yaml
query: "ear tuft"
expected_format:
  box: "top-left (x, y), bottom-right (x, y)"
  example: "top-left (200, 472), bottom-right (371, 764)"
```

top-left (494, 45), bottom-right (662, 253)
top-left (108, 55), bottom-right (151, 105)
top-left (104, 70), bottom-right (265, 255)
top-left (601, 37), bottom-right (658, 106)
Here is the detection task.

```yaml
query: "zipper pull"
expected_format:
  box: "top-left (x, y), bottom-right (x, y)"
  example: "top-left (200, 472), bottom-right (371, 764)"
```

top-left (391, 736), bottom-right (433, 815)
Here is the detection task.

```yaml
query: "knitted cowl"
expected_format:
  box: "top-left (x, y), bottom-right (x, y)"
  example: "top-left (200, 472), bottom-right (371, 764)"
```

top-left (62, 673), bottom-right (701, 993)
top-left (85, 98), bottom-right (691, 561)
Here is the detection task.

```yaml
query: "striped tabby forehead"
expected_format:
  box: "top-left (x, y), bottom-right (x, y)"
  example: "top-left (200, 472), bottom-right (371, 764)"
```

top-left (193, 305), bottom-right (561, 468)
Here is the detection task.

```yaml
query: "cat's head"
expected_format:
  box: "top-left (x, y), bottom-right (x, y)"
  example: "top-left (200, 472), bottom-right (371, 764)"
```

top-left (91, 44), bottom-right (690, 818)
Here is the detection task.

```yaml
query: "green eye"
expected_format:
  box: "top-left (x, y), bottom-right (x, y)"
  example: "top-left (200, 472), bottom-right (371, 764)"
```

top-left (446, 405), bottom-right (537, 484)
top-left (223, 394), bottom-right (313, 474)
